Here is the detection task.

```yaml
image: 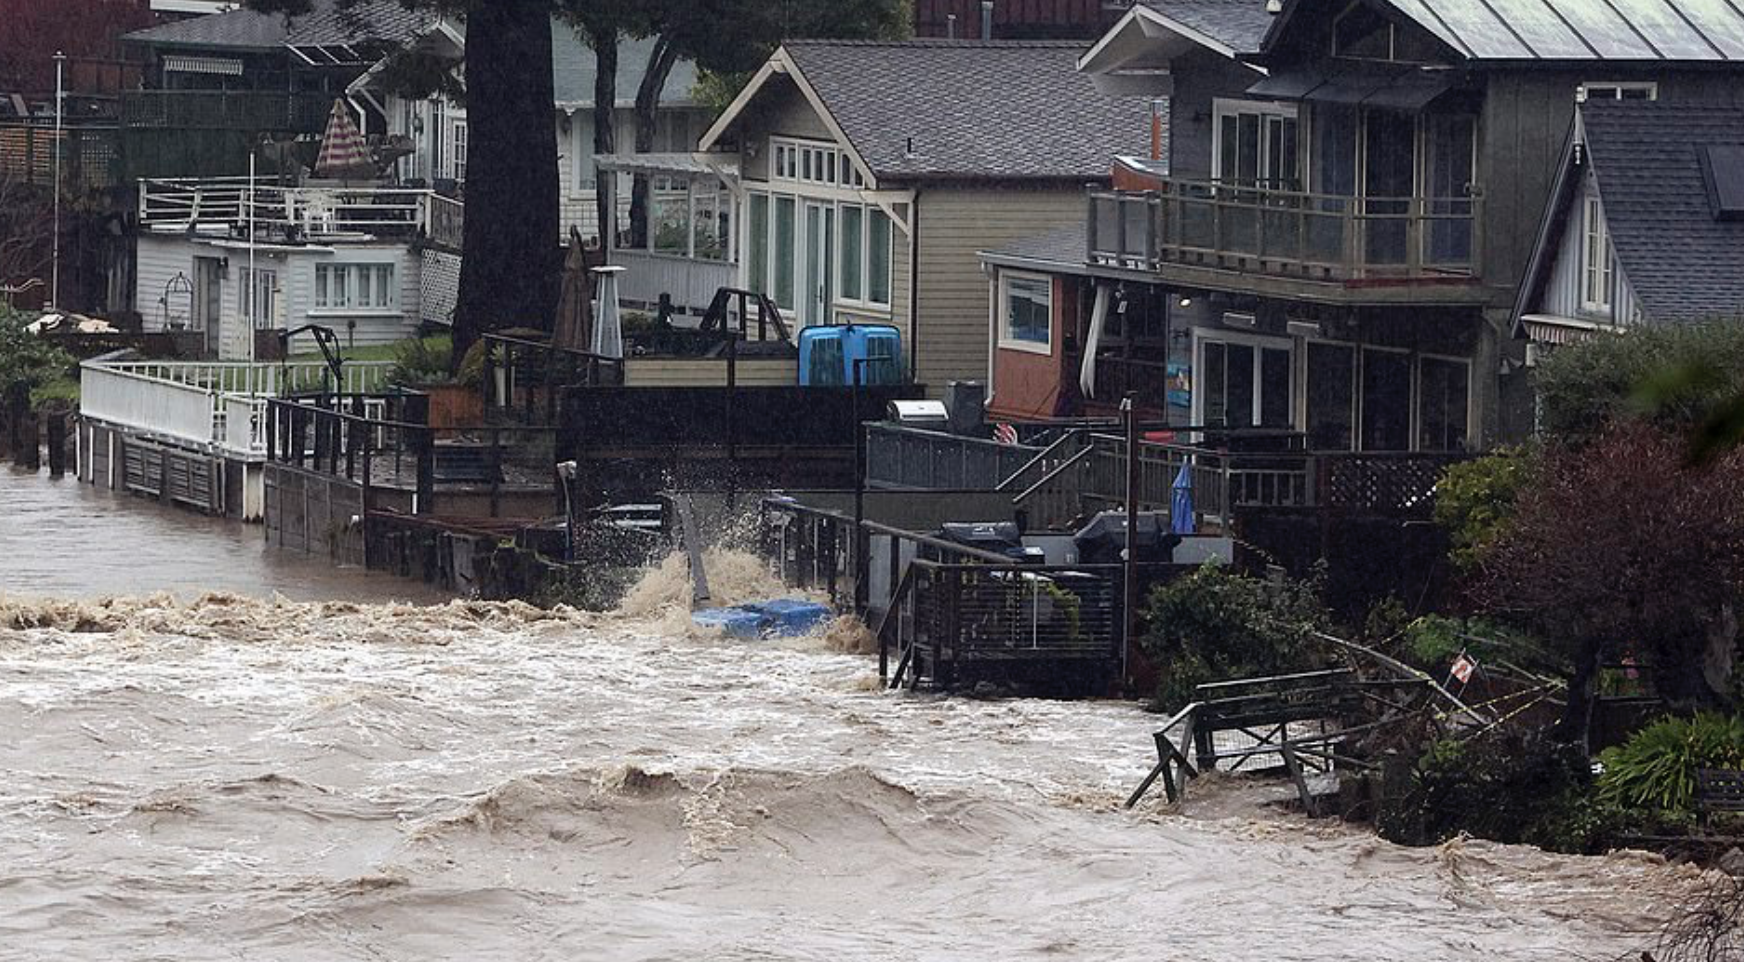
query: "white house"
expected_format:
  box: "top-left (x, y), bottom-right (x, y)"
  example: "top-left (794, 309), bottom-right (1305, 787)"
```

top-left (348, 21), bottom-right (710, 243)
top-left (132, 177), bottom-right (461, 358)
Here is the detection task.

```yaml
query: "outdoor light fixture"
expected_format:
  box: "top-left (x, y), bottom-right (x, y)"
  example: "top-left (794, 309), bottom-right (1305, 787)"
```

top-left (1178, 296), bottom-right (1193, 308)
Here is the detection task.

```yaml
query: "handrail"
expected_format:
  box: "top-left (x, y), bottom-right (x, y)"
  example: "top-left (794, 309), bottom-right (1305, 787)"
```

top-left (995, 427), bottom-right (1083, 492)
top-left (1010, 441), bottom-right (1097, 506)
top-left (1125, 700), bottom-right (1203, 808)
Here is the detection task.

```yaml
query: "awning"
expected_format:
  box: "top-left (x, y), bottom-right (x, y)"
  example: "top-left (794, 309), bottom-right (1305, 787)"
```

top-left (1519, 313), bottom-right (1620, 345)
top-left (594, 152), bottom-right (739, 180)
top-left (1244, 68), bottom-right (1456, 109)
top-left (163, 55), bottom-right (243, 76)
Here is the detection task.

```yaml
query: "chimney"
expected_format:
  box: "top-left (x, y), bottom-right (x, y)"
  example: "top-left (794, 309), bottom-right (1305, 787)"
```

top-left (981, 1), bottom-right (994, 40)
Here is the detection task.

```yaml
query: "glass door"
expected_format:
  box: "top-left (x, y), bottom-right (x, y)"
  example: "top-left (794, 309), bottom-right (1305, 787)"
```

top-left (1199, 336), bottom-right (1292, 430)
top-left (1362, 109), bottom-right (1417, 266)
top-left (1425, 115), bottom-right (1476, 267)
top-left (802, 201), bottom-right (835, 328)
top-left (193, 256), bottom-right (222, 356)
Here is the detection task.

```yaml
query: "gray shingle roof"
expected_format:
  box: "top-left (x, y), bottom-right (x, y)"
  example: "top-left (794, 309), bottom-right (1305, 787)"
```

top-left (981, 223), bottom-right (1091, 271)
top-left (124, 7), bottom-right (290, 50)
top-left (1584, 99), bottom-right (1744, 323)
top-left (551, 30), bottom-right (698, 109)
top-left (1137, 0), bottom-right (1276, 55)
top-left (782, 40), bottom-right (1150, 182)
top-left (1271, 0), bottom-right (1744, 61)
top-left (125, 0), bottom-right (431, 51)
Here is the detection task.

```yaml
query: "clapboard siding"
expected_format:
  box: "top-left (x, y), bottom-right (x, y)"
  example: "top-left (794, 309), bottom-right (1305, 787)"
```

top-left (912, 187), bottom-right (1086, 393)
top-left (622, 357), bottom-right (797, 387)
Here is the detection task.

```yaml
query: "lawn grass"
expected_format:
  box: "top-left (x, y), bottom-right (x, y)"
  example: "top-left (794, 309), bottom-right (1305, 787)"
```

top-left (290, 333), bottom-right (452, 365)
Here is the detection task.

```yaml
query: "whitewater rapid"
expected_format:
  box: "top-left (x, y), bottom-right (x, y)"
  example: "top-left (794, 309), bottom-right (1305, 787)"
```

top-left (0, 570), bottom-right (1706, 960)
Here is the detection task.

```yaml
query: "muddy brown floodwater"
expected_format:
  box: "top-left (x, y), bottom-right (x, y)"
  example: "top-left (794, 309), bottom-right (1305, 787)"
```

top-left (0, 470), bottom-right (1712, 961)
top-left (0, 468), bottom-right (445, 603)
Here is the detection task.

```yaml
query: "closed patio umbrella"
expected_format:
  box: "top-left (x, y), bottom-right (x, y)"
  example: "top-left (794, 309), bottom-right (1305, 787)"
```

top-left (313, 99), bottom-right (374, 180)
top-left (1170, 462), bottom-right (1196, 536)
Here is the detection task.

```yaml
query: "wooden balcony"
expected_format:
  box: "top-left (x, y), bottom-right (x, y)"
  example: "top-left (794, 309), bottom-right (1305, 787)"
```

top-left (138, 177), bottom-right (463, 250)
top-left (1087, 181), bottom-right (1487, 301)
top-left (120, 90), bottom-right (332, 133)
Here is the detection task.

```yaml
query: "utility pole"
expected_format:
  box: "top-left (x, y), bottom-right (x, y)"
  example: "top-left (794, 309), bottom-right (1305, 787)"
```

top-left (51, 51), bottom-right (65, 310)
top-left (1122, 393), bottom-right (1140, 692)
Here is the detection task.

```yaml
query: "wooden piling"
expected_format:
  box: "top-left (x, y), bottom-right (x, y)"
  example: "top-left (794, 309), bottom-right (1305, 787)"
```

top-left (45, 411), bottom-right (67, 478)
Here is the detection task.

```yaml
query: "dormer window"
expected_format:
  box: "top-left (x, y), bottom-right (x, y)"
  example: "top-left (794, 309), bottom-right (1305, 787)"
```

top-left (1333, 1), bottom-right (1440, 63)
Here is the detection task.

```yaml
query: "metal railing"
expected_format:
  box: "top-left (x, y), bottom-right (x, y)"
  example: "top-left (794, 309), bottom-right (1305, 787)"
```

top-left (120, 90), bottom-right (332, 132)
top-left (1088, 180), bottom-right (1483, 281)
top-left (864, 423), bottom-right (1039, 490)
top-left (483, 333), bottom-right (626, 423)
top-left (79, 358), bottom-right (394, 457)
top-left (138, 177), bottom-right (461, 244)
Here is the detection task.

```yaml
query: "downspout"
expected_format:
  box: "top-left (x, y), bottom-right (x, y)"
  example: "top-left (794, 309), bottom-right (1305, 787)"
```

top-left (908, 189), bottom-right (921, 384)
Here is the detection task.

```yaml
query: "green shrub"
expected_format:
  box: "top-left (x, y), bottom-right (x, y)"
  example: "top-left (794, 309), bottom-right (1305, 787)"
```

top-left (1137, 564), bottom-right (1329, 708)
top-left (1597, 712), bottom-right (1744, 817)
top-left (1380, 730), bottom-right (1617, 853)
top-left (0, 307), bottom-right (74, 409)
top-left (387, 335), bottom-right (453, 387)
top-left (1433, 447), bottom-right (1539, 571)
top-left (1535, 319), bottom-right (1744, 447)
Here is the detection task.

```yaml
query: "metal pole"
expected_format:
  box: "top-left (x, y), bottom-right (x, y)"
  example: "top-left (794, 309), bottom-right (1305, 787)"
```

top-left (852, 358), bottom-right (866, 614)
top-left (247, 148), bottom-right (256, 363)
top-left (51, 51), bottom-right (65, 310)
top-left (1122, 393), bottom-right (1140, 693)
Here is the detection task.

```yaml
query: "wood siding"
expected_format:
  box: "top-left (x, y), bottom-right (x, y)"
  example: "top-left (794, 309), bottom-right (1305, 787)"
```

top-left (135, 233), bottom-right (422, 358)
top-left (622, 357), bottom-right (797, 387)
top-left (1168, 50), bottom-right (1266, 182)
top-left (1537, 166), bottom-right (1640, 325)
top-left (913, 187), bottom-right (1086, 393)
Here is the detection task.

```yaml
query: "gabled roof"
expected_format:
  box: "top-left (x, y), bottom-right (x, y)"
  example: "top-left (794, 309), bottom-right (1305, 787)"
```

top-left (1267, 0), bottom-right (1744, 62)
top-left (1135, 0), bottom-right (1277, 57)
top-left (705, 40), bottom-right (1150, 184)
top-left (1583, 100), bottom-right (1744, 323)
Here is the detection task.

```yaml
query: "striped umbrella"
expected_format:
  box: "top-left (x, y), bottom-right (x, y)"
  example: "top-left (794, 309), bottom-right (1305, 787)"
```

top-left (314, 99), bottom-right (373, 179)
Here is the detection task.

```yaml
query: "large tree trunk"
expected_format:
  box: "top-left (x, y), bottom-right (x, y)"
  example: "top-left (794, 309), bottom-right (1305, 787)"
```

top-left (452, 0), bottom-right (561, 368)
top-left (587, 25), bottom-right (618, 249)
top-left (628, 35), bottom-right (681, 249)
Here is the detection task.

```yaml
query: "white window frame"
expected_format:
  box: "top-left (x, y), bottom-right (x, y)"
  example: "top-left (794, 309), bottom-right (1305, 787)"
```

top-left (835, 202), bottom-right (894, 310)
top-left (998, 271), bottom-right (1053, 354)
top-left (239, 267), bottom-right (278, 330)
top-left (1190, 328), bottom-right (1294, 430)
top-left (742, 187), bottom-right (894, 319)
top-left (770, 136), bottom-right (867, 189)
top-left (311, 262), bottom-right (400, 315)
top-left (451, 119), bottom-right (468, 182)
top-left (1211, 98), bottom-right (1300, 186)
top-left (1577, 81), bottom-right (1659, 103)
top-left (1581, 191), bottom-right (1614, 313)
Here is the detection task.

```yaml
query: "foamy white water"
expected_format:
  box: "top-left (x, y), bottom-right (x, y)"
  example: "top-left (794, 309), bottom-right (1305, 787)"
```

top-left (0, 580), bottom-right (1704, 961)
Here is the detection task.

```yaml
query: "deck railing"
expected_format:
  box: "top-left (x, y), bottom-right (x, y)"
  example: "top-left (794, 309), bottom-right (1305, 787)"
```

top-left (610, 248), bottom-right (736, 314)
top-left (120, 90), bottom-right (331, 132)
top-left (864, 423), bottom-right (1039, 490)
top-left (1088, 180), bottom-right (1483, 282)
top-left (138, 176), bottom-right (461, 244)
top-left (79, 358), bottom-right (394, 457)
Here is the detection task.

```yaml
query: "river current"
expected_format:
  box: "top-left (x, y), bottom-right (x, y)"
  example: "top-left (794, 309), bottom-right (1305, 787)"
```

top-left (0, 470), bottom-right (1711, 960)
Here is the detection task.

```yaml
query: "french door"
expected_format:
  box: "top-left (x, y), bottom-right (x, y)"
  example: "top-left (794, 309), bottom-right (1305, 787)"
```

top-left (802, 201), bottom-right (835, 328)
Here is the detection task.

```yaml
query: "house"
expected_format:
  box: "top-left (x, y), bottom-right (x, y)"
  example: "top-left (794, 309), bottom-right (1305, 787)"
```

top-left (913, 0), bottom-right (1127, 40)
top-left (347, 23), bottom-right (709, 243)
top-left (981, 0), bottom-right (1744, 452)
top-left (699, 40), bottom-right (1148, 392)
top-left (1514, 98), bottom-right (1744, 346)
top-left (132, 173), bottom-right (461, 359)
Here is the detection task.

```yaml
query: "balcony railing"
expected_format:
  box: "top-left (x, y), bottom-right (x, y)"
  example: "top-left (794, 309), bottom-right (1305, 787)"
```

top-left (138, 177), bottom-right (462, 247)
top-left (1088, 180), bottom-right (1483, 282)
top-left (120, 90), bottom-right (332, 133)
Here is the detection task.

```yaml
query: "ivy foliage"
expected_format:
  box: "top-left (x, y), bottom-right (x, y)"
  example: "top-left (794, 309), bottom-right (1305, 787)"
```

top-left (1137, 564), bottom-right (1330, 709)
top-left (0, 307), bottom-right (74, 407)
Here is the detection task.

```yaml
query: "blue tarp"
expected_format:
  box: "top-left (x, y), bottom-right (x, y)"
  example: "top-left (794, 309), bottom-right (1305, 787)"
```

top-left (692, 599), bottom-right (834, 639)
top-left (1171, 463), bottom-right (1196, 536)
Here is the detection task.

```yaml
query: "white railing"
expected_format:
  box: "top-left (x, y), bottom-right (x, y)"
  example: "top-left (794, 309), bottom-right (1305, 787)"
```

top-left (79, 359), bottom-right (396, 458)
top-left (609, 248), bottom-right (736, 314)
top-left (137, 177), bottom-right (461, 244)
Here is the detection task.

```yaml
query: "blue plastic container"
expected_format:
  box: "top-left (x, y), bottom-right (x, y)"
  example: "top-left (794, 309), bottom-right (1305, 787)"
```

top-left (798, 325), bottom-right (904, 386)
top-left (691, 600), bottom-right (834, 639)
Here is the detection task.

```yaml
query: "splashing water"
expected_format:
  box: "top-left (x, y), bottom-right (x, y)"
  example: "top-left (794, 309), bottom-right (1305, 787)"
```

top-left (0, 588), bottom-right (1707, 960)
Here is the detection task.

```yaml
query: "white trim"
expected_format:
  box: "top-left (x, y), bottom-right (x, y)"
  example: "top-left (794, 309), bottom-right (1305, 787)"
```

top-left (698, 48), bottom-right (878, 190)
top-left (1580, 190), bottom-right (1614, 314)
top-left (998, 270), bottom-right (1054, 355)
top-left (1577, 81), bottom-right (1659, 103)
top-left (1190, 328), bottom-right (1294, 430)
top-left (1211, 98), bottom-right (1299, 185)
top-left (1078, 3), bottom-right (1244, 71)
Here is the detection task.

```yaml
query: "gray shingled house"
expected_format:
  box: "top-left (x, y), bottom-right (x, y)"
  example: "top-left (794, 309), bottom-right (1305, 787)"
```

top-left (981, 0), bottom-right (1744, 452)
top-left (698, 40), bottom-right (1149, 393)
top-left (1515, 98), bottom-right (1744, 345)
